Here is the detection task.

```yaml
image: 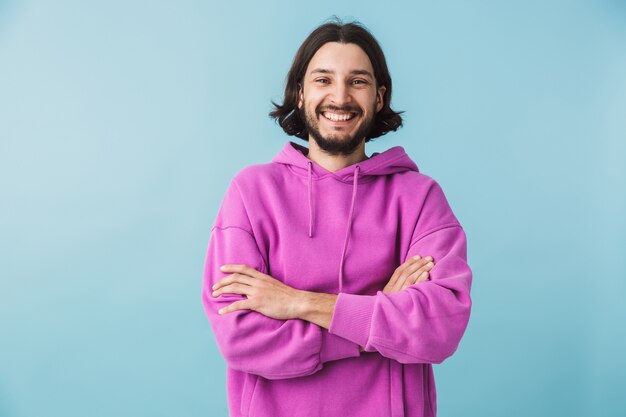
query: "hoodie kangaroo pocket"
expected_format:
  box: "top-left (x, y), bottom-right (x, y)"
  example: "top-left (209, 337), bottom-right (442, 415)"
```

top-left (240, 373), bottom-right (258, 417)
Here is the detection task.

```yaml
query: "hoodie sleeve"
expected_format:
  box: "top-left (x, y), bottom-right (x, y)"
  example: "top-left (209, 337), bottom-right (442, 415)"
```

top-left (201, 178), bottom-right (361, 380)
top-left (328, 179), bottom-right (473, 364)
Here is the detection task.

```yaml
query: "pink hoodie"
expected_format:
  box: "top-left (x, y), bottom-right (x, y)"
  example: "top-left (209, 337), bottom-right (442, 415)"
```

top-left (202, 141), bottom-right (472, 417)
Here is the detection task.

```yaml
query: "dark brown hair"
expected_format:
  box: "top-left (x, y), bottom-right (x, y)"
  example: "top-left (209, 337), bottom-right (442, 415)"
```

top-left (269, 17), bottom-right (404, 142)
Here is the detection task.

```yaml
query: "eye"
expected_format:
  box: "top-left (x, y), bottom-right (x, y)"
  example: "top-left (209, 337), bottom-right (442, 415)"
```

top-left (315, 78), bottom-right (329, 84)
top-left (352, 79), bottom-right (367, 85)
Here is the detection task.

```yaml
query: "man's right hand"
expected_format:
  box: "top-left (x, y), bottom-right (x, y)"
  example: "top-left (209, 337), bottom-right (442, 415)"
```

top-left (382, 255), bottom-right (435, 294)
top-left (359, 255), bottom-right (435, 353)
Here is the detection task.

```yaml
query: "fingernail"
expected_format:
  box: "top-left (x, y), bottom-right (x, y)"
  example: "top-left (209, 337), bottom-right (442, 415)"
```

top-left (220, 265), bottom-right (226, 270)
top-left (426, 262), bottom-right (434, 267)
top-left (412, 255), bottom-right (421, 260)
top-left (425, 256), bottom-right (433, 261)
top-left (218, 308), bottom-right (224, 314)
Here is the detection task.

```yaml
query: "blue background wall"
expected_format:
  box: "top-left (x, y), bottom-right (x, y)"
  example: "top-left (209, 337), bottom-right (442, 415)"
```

top-left (1, 1), bottom-right (625, 416)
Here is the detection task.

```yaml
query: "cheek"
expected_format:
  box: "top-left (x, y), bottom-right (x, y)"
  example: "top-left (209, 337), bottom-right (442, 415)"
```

top-left (369, 93), bottom-right (381, 111)
top-left (304, 89), bottom-right (326, 104)
top-left (355, 91), bottom-right (377, 106)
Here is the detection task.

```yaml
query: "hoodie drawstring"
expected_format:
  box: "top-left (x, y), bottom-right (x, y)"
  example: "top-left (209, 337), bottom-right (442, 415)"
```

top-left (306, 162), bottom-right (361, 294)
top-left (307, 161), bottom-right (314, 238)
top-left (338, 165), bottom-right (360, 293)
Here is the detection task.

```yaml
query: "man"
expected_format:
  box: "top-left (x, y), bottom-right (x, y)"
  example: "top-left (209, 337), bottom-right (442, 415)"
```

top-left (202, 19), bottom-right (472, 417)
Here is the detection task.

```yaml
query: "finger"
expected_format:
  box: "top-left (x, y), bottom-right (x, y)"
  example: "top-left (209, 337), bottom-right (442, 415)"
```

top-left (396, 255), bottom-right (430, 279)
top-left (405, 255), bottom-right (433, 265)
top-left (386, 255), bottom-right (434, 293)
top-left (385, 271), bottom-right (401, 292)
top-left (402, 258), bottom-right (432, 279)
top-left (400, 272), bottom-right (430, 292)
top-left (212, 273), bottom-right (257, 291)
top-left (387, 255), bottom-right (423, 291)
top-left (213, 282), bottom-right (253, 297)
top-left (401, 255), bottom-right (422, 270)
top-left (403, 258), bottom-right (434, 279)
top-left (412, 262), bottom-right (434, 284)
top-left (220, 264), bottom-right (267, 280)
top-left (392, 270), bottom-right (415, 293)
top-left (218, 299), bottom-right (253, 315)
top-left (419, 271), bottom-right (430, 282)
top-left (410, 265), bottom-right (431, 284)
top-left (402, 271), bottom-right (431, 290)
top-left (396, 259), bottom-right (433, 289)
top-left (415, 270), bottom-right (430, 284)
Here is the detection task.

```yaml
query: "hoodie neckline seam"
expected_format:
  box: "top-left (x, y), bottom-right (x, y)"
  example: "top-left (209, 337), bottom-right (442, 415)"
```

top-left (297, 145), bottom-right (410, 174)
top-left (284, 164), bottom-right (379, 184)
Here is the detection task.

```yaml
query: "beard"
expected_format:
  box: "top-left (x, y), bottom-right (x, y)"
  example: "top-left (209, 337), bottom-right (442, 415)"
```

top-left (299, 99), bottom-right (376, 156)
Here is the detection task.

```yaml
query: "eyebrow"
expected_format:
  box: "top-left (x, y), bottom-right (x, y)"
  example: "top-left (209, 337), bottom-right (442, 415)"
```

top-left (309, 68), bottom-right (374, 79)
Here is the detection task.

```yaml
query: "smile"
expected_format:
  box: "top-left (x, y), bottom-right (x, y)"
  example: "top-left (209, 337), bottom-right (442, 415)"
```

top-left (321, 111), bottom-right (358, 122)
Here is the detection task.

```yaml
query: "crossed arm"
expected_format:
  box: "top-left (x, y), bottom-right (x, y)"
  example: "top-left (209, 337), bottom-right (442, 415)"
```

top-left (205, 178), bottom-right (472, 377)
top-left (211, 254), bottom-right (435, 332)
top-left (204, 222), bottom-right (472, 380)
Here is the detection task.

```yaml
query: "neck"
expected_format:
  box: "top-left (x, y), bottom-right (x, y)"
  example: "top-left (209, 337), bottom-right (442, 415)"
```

top-left (305, 138), bottom-right (369, 173)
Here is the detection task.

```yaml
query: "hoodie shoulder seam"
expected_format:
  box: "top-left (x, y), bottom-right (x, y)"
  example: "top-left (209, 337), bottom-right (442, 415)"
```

top-left (211, 224), bottom-right (255, 237)
top-left (211, 225), bottom-right (269, 274)
top-left (409, 222), bottom-right (462, 248)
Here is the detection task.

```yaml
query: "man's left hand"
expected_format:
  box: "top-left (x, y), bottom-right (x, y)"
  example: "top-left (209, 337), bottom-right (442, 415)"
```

top-left (212, 264), bottom-right (305, 320)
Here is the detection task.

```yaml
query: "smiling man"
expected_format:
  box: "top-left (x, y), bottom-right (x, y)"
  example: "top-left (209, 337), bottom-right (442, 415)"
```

top-left (297, 41), bottom-right (385, 158)
top-left (202, 19), bottom-right (473, 417)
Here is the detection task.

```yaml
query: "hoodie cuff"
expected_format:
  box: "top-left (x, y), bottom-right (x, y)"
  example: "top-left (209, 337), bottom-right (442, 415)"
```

top-left (328, 292), bottom-right (376, 349)
top-left (319, 329), bottom-right (361, 363)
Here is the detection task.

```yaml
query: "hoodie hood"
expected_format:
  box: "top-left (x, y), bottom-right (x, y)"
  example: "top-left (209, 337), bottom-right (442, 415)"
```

top-left (272, 141), bottom-right (419, 292)
top-left (273, 141), bottom-right (419, 183)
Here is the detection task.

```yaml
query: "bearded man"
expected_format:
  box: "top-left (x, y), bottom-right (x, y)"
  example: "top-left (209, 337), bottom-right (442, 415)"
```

top-left (202, 18), bottom-right (473, 417)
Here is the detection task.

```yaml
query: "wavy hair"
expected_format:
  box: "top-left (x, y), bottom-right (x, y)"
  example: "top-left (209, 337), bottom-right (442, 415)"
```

top-left (269, 17), bottom-right (404, 142)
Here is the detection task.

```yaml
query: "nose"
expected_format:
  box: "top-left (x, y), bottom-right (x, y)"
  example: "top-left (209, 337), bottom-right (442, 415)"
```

top-left (329, 82), bottom-right (352, 106)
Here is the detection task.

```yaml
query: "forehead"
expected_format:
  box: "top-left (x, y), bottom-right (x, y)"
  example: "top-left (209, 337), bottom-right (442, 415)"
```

top-left (305, 42), bottom-right (374, 77)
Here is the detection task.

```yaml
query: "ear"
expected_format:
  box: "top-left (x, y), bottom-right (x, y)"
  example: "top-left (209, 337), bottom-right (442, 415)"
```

top-left (297, 83), bottom-right (303, 109)
top-left (376, 85), bottom-right (386, 112)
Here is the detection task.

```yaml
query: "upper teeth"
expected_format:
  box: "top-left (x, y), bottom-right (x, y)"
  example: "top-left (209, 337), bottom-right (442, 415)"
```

top-left (323, 112), bottom-right (355, 121)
